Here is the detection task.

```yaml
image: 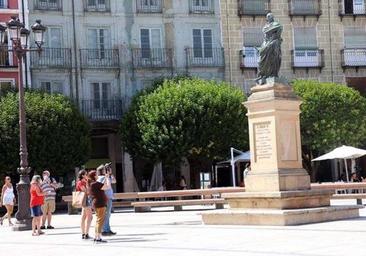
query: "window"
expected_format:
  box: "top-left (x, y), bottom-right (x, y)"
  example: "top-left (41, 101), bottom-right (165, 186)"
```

top-left (44, 27), bottom-right (62, 48)
top-left (137, 0), bottom-right (162, 13)
top-left (192, 29), bottom-right (213, 58)
top-left (191, 0), bottom-right (212, 13)
top-left (242, 28), bottom-right (262, 67)
top-left (140, 28), bottom-right (161, 58)
top-left (92, 82), bottom-right (110, 109)
top-left (87, 28), bottom-right (110, 58)
top-left (0, 0), bottom-right (7, 8)
top-left (293, 27), bottom-right (320, 67)
top-left (344, 27), bottom-right (366, 49)
top-left (343, 0), bottom-right (366, 14)
top-left (40, 81), bottom-right (63, 94)
top-left (86, 0), bottom-right (109, 11)
top-left (240, 0), bottom-right (269, 15)
top-left (36, 0), bottom-right (61, 10)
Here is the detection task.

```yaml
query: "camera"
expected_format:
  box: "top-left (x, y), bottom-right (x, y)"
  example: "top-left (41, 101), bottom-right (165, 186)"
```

top-left (104, 162), bottom-right (112, 173)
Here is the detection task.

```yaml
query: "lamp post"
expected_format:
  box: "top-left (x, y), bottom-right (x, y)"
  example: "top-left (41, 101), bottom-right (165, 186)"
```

top-left (0, 16), bottom-right (46, 231)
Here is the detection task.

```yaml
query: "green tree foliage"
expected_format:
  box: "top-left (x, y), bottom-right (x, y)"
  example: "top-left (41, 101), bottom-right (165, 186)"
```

top-left (293, 80), bottom-right (366, 171)
top-left (120, 78), bottom-right (248, 163)
top-left (0, 91), bottom-right (91, 176)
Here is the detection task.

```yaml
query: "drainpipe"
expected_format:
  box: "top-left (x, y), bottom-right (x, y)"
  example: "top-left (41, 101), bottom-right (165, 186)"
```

top-left (224, 0), bottom-right (233, 84)
top-left (327, 0), bottom-right (334, 82)
top-left (72, 0), bottom-right (79, 103)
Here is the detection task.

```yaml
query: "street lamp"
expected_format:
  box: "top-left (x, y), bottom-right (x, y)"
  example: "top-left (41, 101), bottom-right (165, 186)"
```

top-left (0, 16), bottom-right (46, 231)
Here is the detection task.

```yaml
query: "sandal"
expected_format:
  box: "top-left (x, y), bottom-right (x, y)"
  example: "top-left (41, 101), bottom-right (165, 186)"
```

top-left (32, 233), bottom-right (39, 236)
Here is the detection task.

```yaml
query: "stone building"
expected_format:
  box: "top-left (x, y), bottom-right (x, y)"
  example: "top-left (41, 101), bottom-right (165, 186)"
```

top-left (220, 0), bottom-right (366, 95)
top-left (28, 0), bottom-right (224, 191)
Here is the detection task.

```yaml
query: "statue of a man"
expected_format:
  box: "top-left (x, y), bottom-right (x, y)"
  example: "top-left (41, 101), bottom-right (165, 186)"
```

top-left (256, 13), bottom-right (283, 85)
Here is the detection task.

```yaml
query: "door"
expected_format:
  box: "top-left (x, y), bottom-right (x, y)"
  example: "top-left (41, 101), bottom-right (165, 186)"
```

top-left (92, 82), bottom-right (111, 119)
top-left (192, 29), bottom-right (213, 65)
top-left (140, 28), bottom-right (162, 66)
top-left (87, 28), bottom-right (110, 65)
top-left (353, 0), bottom-right (365, 14)
top-left (344, 0), bottom-right (354, 14)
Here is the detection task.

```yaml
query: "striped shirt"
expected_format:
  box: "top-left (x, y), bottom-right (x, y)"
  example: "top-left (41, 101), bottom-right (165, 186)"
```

top-left (40, 179), bottom-right (57, 201)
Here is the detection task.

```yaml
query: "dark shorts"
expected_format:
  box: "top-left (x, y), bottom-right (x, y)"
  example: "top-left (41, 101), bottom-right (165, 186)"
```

top-left (31, 205), bottom-right (43, 217)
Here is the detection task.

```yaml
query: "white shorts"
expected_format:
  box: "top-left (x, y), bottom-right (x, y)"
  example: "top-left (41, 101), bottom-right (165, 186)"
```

top-left (3, 195), bottom-right (14, 206)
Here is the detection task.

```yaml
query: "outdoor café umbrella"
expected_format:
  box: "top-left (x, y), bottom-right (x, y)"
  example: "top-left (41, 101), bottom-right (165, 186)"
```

top-left (312, 145), bottom-right (366, 182)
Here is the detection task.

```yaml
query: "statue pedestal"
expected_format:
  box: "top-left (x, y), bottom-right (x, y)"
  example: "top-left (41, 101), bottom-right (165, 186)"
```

top-left (202, 82), bottom-right (362, 226)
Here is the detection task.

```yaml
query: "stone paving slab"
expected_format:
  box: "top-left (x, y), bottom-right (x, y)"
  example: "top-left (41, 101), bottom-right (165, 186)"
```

top-left (0, 200), bottom-right (365, 256)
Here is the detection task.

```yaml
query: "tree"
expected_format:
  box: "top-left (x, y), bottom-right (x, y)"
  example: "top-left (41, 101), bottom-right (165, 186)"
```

top-left (0, 91), bottom-right (91, 176)
top-left (120, 78), bottom-right (249, 164)
top-left (293, 80), bottom-right (366, 174)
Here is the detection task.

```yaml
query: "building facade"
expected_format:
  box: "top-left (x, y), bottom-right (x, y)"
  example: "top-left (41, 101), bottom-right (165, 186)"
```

top-left (0, 0), bottom-right (28, 93)
top-left (221, 0), bottom-right (366, 95)
top-left (28, 0), bottom-right (225, 191)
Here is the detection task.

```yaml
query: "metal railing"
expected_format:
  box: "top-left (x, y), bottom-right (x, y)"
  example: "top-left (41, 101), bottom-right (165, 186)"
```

top-left (34, 0), bottom-right (62, 11)
top-left (80, 49), bottom-right (119, 68)
top-left (84, 0), bottom-right (110, 12)
top-left (238, 0), bottom-right (270, 16)
top-left (240, 48), bottom-right (259, 68)
top-left (291, 49), bottom-right (324, 68)
top-left (339, 0), bottom-right (366, 15)
top-left (186, 47), bottom-right (224, 67)
top-left (136, 0), bottom-right (162, 13)
top-left (341, 48), bottom-right (366, 67)
top-left (80, 99), bottom-right (123, 121)
top-left (0, 47), bottom-right (17, 67)
top-left (189, 0), bottom-right (214, 14)
top-left (30, 48), bottom-right (72, 68)
top-left (289, 0), bottom-right (321, 16)
top-left (132, 48), bottom-right (173, 68)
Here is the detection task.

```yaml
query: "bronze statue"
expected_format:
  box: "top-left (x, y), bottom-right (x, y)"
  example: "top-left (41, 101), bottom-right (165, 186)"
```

top-left (256, 13), bottom-right (283, 85)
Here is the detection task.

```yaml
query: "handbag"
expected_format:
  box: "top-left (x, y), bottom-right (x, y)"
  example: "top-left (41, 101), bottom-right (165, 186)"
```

top-left (72, 191), bottom-right (86, 208)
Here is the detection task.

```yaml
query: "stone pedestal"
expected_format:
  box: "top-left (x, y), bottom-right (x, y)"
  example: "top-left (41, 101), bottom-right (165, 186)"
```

top-left (202, 82), bottom-right (362, 226)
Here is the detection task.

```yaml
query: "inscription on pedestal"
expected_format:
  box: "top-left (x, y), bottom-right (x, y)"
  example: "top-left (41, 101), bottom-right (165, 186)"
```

top-left (254, 121), bottom-right (273, 162)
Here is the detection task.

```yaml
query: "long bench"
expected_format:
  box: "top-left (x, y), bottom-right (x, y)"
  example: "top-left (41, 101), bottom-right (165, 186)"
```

top-left (62, 187), bottom-right (245, 213)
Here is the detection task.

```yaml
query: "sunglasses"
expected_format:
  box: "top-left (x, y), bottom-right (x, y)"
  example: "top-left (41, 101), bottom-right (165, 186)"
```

top-left (5, 178), bottom-right (10, 181)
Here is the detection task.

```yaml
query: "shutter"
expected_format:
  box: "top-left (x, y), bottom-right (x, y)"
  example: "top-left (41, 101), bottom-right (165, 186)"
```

top-left (151, 29), bottom-right (161, 48)
top-left (243, 28), bottom-right (263, 47)
top-left (203, 29), bottom-right (212, 58)
top-left (52, 81), bottom-right (63, 94)
top-left (193, 29), bottom-right (202, 57)
top-left (294, 27), bottom-right (317, 50)
top-left (50, 28), bottom-right (61, 48)
top-left (140, 29), bottom-right (150, 48)
top-left (88, 0), bottom-right (96, 6)
top-left (87, 29), bottom-right (98, 49)
top-left (344, 27), bottom-right (366, 48)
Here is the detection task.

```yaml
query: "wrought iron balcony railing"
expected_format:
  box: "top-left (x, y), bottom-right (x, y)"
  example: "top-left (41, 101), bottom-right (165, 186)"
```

top-left (289, 0), bottom-right (321, 17)
top-left (238, 0), bottom-right (270, 16)
top-left (30, 48), bottom-right (72, 68)
top-left (84, 0), bottom-right (110, 12)
top-left (80, 99), bottom-right (123, 121)
top-left (34, 0), bottom-right (62, 11)
top-left (240, 47), bottom-right (259, 69)
top-left (132, 48), bottom-right (173, 68)
top-left (185, 47), bottom-right (224, 67)
top-left (291, 49), bottom-right (324, 68)
top-left (189, 0), bottom-right (214, 14)
top-left (341, 48), bottom-right (366, 67)
top-left (0, 47), bottom-right (17, 68)
top-left (136, 0), bottom-right (162, 13)
top-left (339, 0), bottom-right (366, 16)
top-left (80, 49), bottom-right (119, 68)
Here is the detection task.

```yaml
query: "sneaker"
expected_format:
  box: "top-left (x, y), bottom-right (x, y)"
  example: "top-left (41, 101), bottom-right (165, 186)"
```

top-left (82, 234), bottom-right (86, 239)
top-left (85, 234), bottom-right (91, 239)
top-left (47, 226), bottom-right (55, 229)
top-left (101, 232), bottom-right (110, 236)
top-left (40, 226), bottom-right (46, 230)
top-left (108, 231), bottom-right (116, 235)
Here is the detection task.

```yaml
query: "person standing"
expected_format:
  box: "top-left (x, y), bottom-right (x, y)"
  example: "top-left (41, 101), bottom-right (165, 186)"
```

top-left (179, 175), bottom-right (187, 190)
top-left (40, 170), bottom-right (57, 229)
top-left (30, 175), bottom-right (45, 236)
top-left (97, 164), bottom-right (117, 236)
top-left (88, 170), bottom-right (110, 243)
top-left (76, 170), bottom-right (93, 239)
top-left (0, 176), bottom-right (16, 226)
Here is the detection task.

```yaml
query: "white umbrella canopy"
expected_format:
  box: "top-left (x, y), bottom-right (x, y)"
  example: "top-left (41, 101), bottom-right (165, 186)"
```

top-left (312, 145), bottom-right (366, 161)
top-left (312, 145), bottom-right (366, 182)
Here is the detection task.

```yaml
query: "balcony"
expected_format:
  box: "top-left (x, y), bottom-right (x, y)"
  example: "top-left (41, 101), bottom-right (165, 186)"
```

top-left (0, 47), bottom-right (17, 68)
top-left (238, 0), bottom-right (270, 17)
top-left (80, 99), bottom-right (123, 121)
top-left (289, 0), bottom-right (321, 19)
top-left (291, 49), bottom-right (324, 70)
top-left (84, 0), bottom-right (110, 12)
top-left (339, 0), bottom-right (366, 19)
top-left (30, 48), bottom-right (71, 68)
top-left (189, 0), bottom-right (214, 14)
top-left (80, 49), bottom-right (119, 68)
top-left (136, 0), bottom-right (162, 13)
top-left (341, 48), bottom-right (366, 69)
top-left (240, 47), bottom-right (259, 69)
top-left (185, 48), bottom-right (224, 67)
top-left (132, 48), bottom-right (173, 68)
top-left (34, 0), bottom-right (62, 11)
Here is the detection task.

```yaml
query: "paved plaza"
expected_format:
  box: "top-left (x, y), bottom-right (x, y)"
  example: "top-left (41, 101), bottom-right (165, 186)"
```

top-left (0, 200), bottom-right (365, 256)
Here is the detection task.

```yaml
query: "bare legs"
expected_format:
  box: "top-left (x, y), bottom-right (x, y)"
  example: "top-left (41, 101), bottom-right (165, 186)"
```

top-left (0, 205), bottom-right (14, 226)
top-left (32, 216), bottom-right (42, 236)
top-left (81, 207), bottom-right (93, 237)
top-left (42, 211), bottom-right (52, 227)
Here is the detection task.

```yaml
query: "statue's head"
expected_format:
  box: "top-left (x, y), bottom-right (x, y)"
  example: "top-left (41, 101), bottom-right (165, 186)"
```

top-left (266, 13), bottom-right (274, 23)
